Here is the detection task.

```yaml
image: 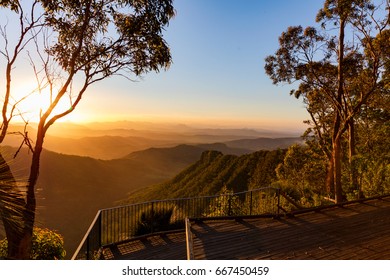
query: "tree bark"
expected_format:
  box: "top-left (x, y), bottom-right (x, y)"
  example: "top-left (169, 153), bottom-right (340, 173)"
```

top-left (17, 127), bottom-right (45, 259)
top-left (333, 16), bottom-right (346, 204)
top-left (333, 134), bottom-right (343, 203)
top-left (326, 158), bottom-right (335, 195)
top-left (1, 126), bottom-right (45, 259)
top-left (348, 119), bottom-right (360, 198)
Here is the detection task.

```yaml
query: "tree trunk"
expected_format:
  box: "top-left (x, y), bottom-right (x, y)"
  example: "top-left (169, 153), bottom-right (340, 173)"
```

top-left (348, 119), bottom-right (360, 198)
top-left (333, 16), bottom-right (346, 204)
top-left (17, 130), bottom-right (45, 259)
top-left (333, 134), bottom-right (343, 203)
top-left (1, 128), bottom-right (45, 259)
top-left (326, 157), bottom-right (335, 196)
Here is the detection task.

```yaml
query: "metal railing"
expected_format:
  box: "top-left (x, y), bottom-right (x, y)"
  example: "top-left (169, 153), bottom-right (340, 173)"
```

top-left (72, 187), bottom-right (281, 260)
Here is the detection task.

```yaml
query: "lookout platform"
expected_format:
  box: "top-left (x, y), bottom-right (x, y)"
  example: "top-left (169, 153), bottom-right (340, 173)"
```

top-left (101, 196), bottom-right (390, 260)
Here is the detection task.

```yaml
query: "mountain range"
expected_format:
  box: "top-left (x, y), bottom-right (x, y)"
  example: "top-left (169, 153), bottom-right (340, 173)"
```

top-left (3, 121), bottom-right (302, 159)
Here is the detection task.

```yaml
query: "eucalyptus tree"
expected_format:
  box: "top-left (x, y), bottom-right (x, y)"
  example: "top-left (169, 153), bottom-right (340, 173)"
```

top-left (265, 0), bottom-right (389, 203)
top-left (0, 0), bottom-right (174, 259)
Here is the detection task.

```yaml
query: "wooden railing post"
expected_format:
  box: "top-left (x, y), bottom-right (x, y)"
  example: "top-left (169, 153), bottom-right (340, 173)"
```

top-left (185, 218), bottom-right (195, 260)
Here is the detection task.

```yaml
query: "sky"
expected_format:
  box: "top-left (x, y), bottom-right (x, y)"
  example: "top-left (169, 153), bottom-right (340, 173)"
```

top-left (2, 0), bottom-right (326, 133)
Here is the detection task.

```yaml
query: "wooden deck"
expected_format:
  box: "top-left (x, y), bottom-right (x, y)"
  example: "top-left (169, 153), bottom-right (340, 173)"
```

top-left (101, 231), bottom-right (187, 260)
top-left (101, 196), bottom-right (390, 260)
top-left (191, 196), bottom-right (390, 259)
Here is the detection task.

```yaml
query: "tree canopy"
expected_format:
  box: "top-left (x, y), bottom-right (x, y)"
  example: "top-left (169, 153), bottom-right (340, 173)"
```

top-left (265, 0), bottom-right (389, 202)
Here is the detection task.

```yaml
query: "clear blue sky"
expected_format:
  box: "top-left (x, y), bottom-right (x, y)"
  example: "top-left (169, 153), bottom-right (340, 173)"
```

top-left (4, 0), bottom-right (326, 132)
top-left (81, 0), bottom-right (325, 132)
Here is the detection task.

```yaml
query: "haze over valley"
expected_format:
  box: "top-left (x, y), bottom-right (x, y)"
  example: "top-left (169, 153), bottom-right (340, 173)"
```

top-left (3, 121), bottom-right (302, 159)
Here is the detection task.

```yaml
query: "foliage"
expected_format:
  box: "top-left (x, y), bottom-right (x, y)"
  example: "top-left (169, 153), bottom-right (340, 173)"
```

top-left (0, 227), bottom-right (65, 260)
top-left (207, 186), bottom-right (244, 217)
top-left (135, 205), bottom-right (183, 236)
top-left (0, 151), bottom-right (26, 257)
top-left (353, 89), bottom-right (390, 197)
top-left (276, 144), bottom-right (327, 195)
top-left (248, 149), bottom-right (290, 189)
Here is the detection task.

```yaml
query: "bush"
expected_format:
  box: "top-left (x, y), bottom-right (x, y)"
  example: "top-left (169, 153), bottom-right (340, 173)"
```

top-left (207, 186), bottom-right (240, 217)
top-left (0, 227), bottom-right (66, 260)
top-left (135, 205), bottom-right (184, 236)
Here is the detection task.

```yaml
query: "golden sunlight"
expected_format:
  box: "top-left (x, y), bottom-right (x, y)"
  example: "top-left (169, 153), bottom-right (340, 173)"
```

top-left (11, 81), bottom-right (80, 123)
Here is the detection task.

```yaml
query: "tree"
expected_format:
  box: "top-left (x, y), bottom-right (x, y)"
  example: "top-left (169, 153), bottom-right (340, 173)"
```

top-left (275, 144), bottom-right (328, 206)
top-left (0, 0), bottom-right (174, 259)
top-left (0, 0), bottom-right (43, 259)
top-left (265, 0), bottom-right (389, 203)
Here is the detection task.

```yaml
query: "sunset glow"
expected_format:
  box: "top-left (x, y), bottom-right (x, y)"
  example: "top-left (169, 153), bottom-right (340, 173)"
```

top-left (1, 0), bottom-right (325, 131)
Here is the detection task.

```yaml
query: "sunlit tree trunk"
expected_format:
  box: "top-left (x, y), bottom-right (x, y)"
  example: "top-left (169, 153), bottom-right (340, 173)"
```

top-left (333, 134), bottom-right (343, 203)
top-left (348, 119), bottom-right (360, 198)
top-left (326, 158), bottom-right (335, 196)
top-left (333, 16), bottom-right (346, 204)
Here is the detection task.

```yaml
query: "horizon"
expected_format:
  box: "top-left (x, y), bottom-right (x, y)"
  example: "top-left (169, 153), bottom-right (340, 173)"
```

top-left (11, 118), bottom-right (305, 136)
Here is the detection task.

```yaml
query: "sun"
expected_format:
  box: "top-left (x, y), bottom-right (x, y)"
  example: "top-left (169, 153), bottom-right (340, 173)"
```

top-left (10, 80), bottom-right (75, 123)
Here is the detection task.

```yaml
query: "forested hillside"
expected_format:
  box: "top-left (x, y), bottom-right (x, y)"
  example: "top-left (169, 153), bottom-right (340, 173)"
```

top-left (123, 149), bottom-right (287, 203)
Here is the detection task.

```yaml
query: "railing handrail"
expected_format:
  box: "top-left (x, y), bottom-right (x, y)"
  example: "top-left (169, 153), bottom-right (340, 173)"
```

top-left (71, 210), bottom-right (102, 260)
top-left (100, 186), bottom-right (275, 212)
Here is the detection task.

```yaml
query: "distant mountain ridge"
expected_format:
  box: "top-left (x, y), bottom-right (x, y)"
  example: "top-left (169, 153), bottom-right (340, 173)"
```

top-left (43, 136), bottom-right (301, 159)
top-left (226, 137), bottom-right (303, 151)
top-left (3, 122), bottom-right (301, 159)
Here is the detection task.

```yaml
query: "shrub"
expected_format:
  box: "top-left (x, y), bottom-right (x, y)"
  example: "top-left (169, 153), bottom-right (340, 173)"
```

top-left (135, 205), bottom-right (184, 236)
top-left (207, 186), bottom-right (246, 217)
top-left (0, 227), bottom-right (66, 260)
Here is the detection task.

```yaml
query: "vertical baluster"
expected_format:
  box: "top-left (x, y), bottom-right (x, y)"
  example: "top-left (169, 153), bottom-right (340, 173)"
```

top-left (151, 201), bottom-right (154, 233)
